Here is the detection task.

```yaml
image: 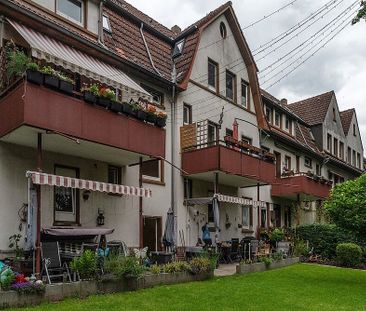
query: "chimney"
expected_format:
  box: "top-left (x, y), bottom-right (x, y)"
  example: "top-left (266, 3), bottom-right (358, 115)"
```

top-left (171, 25), bottom-right (182, 35)
top-left (280, 98), bottom-right (288, 106)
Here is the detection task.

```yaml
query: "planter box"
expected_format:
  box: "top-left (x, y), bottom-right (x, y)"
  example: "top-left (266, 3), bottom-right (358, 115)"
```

top-left (84, 92), bottom-right (97, 104)
top-left (110, 101), bottom-right (122, 113)
top-left (43, 74), bottom-right (59, 89)
top-left (137, 110), bottom-right (147, 121)
top-left (122, 103), bottom-right (132, 115)
top-left (236, 257), bottom-right (300, 274)
top-left (26, 70), bottom-right (43, 85)
top-left (155, 117), bottom-right (166, 128)
top-left (146, 113), bottom-right (157, 124)
top-left (59, 80), bottom-right (74, 95)
top-left (97, 97), bottom-right (111, 109)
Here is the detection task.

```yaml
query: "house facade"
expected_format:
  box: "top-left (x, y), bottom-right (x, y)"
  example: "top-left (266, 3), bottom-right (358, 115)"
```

top-left (0, 0), bottom-right (364, 266)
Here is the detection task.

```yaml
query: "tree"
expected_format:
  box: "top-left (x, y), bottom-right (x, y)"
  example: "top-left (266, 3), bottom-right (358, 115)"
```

top-left (352, 1), bottom-right (366, 24)
top-left (324, 173), bottom-right (366, 239)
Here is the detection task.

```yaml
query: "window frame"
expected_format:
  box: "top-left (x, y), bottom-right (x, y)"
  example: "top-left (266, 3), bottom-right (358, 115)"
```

top-left (102, 14), bottom-right (112, 32)
top-left (284, 156), bottom-right (291, 171)
top-left (265, 106), bottom-right (273, 124)
top-left (56, 0), bottom-right (84, 26)
top-left (327, 133), bottom-right (332, 152)
top-left (241, 135), bottom-right (252, 145)
top-left (108, 165), bottom-right (122, 185)
top-left (141, 83), bottom-right (164, 107)
top-left (339, 142), bottom-right (344, 160)
top-left (333, 137), bottom-right (338, 157)
top-left (183, 103), bottom-right (192, 125)
top-left (274, 110), bottom-right (281, 128)
top-left (141, 159), bottom-right (165, 185)
top-left (241, 204), bottom-right (252, 229)
top-left (304, 156), bottom-right (312, 169)
top-left (241, 80), bottom-right (249, 109)
top-left (207, 58), bottom-right (219, 93)
top-left (225, 70), bottom-right (236, 103)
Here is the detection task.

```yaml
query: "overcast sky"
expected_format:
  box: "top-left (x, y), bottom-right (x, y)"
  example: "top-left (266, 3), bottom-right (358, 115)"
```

top-left (129, 0), bottom-right (366, 149)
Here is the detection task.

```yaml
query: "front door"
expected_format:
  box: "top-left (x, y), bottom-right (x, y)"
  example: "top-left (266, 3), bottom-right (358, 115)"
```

top-left (143, 217), bottom-right (162, 252)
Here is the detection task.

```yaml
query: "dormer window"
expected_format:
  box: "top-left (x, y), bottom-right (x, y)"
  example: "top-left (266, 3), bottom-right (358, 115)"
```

top-left (332, 108), bottom-right (336, 122)
top-left (274, 111), bottom-right (281, 128)
top-left (103, 15), bottom-right (112, 32)
top-left (56, 0), bottom-right (83, 25)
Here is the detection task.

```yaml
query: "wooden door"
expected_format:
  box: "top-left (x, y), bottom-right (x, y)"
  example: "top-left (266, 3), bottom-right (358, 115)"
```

top-left (143, 217), bottom-right (162, 252)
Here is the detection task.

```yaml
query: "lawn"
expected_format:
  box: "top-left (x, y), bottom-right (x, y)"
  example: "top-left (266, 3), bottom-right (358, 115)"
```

top-left (8, 264), bottom-right (366, 311)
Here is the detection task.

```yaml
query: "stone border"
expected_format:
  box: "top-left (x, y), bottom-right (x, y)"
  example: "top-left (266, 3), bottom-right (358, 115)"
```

top-left (236, 257), bottom-right (300, 275)
top-left (0, 272), bottom-right (213, 309)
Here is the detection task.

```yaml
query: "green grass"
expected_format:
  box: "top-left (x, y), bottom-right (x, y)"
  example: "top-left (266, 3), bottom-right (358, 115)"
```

top-left (8, 264), bottom-right (366, 311)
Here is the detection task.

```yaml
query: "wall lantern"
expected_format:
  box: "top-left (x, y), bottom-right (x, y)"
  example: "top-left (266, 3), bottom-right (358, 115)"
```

top-left (82, 190), bottom-right (91, 201)
top-left (97, 208), bottom-right (105, 226)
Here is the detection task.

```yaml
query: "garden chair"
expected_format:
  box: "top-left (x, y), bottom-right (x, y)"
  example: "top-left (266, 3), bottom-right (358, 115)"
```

top-left (249, 240), bottom-right (259, 261)
top-left (229, 238), bottom-right (240, 262)
top-left (41, 242), bottom-right (71, 284)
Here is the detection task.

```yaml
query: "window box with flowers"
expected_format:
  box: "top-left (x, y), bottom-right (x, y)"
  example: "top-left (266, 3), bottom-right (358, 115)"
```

top-left (146, 105), bottom-right (157, 123)
top-left (155, 111), bottom-right (167, 128)
top-left (58, 74), bottom-right (74, 95)
top-left (25, 63), bottom-right (43, 85)
top-left (97, 87), bottom-right (115, 109)
top-left (122, 101), bottom-right (133, 115)
top-left (82, 83), bottom-right (99, 104)
top-left (40, 66), bottom-right (60, 89)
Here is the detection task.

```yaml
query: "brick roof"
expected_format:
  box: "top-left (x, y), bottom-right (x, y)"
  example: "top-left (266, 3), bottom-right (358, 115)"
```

top-left (340, 108), bottom-right (355, 135)
top-left (287, 91), bottom-right (334, 125)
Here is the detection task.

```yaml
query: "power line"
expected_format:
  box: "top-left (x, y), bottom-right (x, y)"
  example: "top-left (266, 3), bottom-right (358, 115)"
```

top-left (242, 0), bottom-right (299, 30)
top-left (253, 0), bottom-right (340, 55)
top-left (259, 0), bottom-right (359, 74)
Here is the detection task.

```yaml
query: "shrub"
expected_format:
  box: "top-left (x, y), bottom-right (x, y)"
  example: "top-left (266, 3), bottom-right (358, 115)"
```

top-left (272, 252), bottom-right (284, 262)
top-left (0, 268), bottom-right (15, 291)
top-left (163, 261), bottom-right (189, 274)
top-left (295, 224), bottom-right (355, 259)
top-left (6, 48), bottom-right (29, 79)
top-left (149, 264), bottom-right (161, 275)
top-left (11, 281), bottom-right (45, 295)
top-left (26, 62), bottom-right (39, 71)
top-left (270, 228), bottom-right (285, 244)
top-left (293, 240), bottom-right (309, 257)
top-left (260, 256), bottom-right (273, 268)
top-left (188, 257), bottom-right (212, 275)
top-left (336, 243), bottom-right (363, 267)
top-left (104, 256), bottom-right (144, 279)
top-left (70, 250), bottom-right (97, 280)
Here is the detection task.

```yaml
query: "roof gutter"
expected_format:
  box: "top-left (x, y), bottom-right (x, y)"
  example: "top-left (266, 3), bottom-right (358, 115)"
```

top-left (0, 0), bottom-right (174, 87)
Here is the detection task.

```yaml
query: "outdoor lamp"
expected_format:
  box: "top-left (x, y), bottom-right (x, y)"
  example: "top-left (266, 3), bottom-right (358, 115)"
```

top-left (97, 209), bottom-right (105, 226)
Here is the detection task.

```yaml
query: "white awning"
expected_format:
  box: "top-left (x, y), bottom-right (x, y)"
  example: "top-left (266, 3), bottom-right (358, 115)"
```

top-left (8, 19), bottom-right (152, 102)
top-left (26, 171), bottom-right (152, 198)
top-left (185, 194), bottom-right (266, 207)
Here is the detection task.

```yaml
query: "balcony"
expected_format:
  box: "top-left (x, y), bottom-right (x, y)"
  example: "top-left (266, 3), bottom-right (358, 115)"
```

top-left (0, 81), bottom-right (165, 164)
top-left (180, 122), bottom-right (275, 186)
top-left (271, 173), bottom-right (332, 200)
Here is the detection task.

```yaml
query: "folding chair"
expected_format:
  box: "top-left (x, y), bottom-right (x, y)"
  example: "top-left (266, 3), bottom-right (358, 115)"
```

top-left (41, 242), bottom-right (71, 284)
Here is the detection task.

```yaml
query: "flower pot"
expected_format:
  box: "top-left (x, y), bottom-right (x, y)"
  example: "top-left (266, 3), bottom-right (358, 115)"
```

top-left (122, 102), bottom-right (132, 115)
top-left (26, 69), bottom-right (43, 85)
top-left (110, 101), bottom-right (122, 113)
top-left (155, 117), bottom-right (166, 128)
top-left (59, 80), bottom-right (74, 95)
top-left (84, 91), bottom-right (97, 104)
top-left (146, 113), bottom-right (157, 124)
top-left (137, 110), bottom-right (147, 121)
top-left (97, 97), bottom-right (111, 109)
top-left (43, 74), bottom-right (59, 89)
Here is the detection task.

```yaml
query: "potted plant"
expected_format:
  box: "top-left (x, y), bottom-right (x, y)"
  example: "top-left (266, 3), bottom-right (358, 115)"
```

top-left (122, 101), bottom-right (133, 115)
top-left (98, 87), bottom-right (115, 109)
top-left (146, 105), bottom-right (157, 123)
top-left (136, 106), bottom-right (147, 121)
top-left (40, 66), bottom-right (59, 89)
top-left (130, 102), bottom-right (141, 118)
top-left (83, 83), bottom-right (99, 104)
top-left (25, 62), bottom-right (43, 85)
top-left (58, 72), bottom-right (74, 95)
top-left (5, 46), bottom-right (29, 82)
top-left (155, 111), bottom-right (167, 127)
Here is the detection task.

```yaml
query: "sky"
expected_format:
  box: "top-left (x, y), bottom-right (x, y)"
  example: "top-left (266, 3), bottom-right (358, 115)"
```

top-left (128, 0), bottom-right (366, 149)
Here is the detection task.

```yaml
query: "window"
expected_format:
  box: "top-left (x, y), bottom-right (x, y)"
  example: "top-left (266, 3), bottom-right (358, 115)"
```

top-left (141, 84), bottom-right (164, 106)
top-left (226, 128), bottom-right (233, 138)
top-left (352, 150), bottom-right (356, 166)
top-left (357, 153), bottom-right (361, 168)
top-left (56, 0), bottom-right (83, 24)
top-left (183, 103), bottom-right (192, 125)
top-left (274, 111), bottom-right (281, 128)
top-left (242, 205), bottom-right (250, 228)
top-left (285, 116), bottom-right (290, 131)
top-left (184, 178), bottom-right (193, 199)
top-left (172, 39), bottom-right (185, 59)
top-left (273, 204), bottom-right (281, 228)
top-left (332, 108), bottom-right (336, 122)
top-left (54, 165), bottom-right (79, 224)
top-left (284, 156), bottom-right (291, 171)
top-left (208, 59), bottom-right (218, 91)
top-left (339, 142), bottom-right (344, 160)
top-left (316, 163), bottom-right (321, 176)
top-left (261, 206), bottom-right (267, 228)
top-left (333, 138), bottom-right (338, 157)
top-left (347, 147), bottom-right (352, 164)
top-left (108, 165), bottom-right (121, 184)
top-left (103, 15), bottom-right (112, 32)
top-left (353, 124), bottom-right (356, 136)
top-left (219, 22), bottom-right (227, 39)
top-left (241, 136), bottom-right (252, 145)
top-left (265, 106), bottom-right (273, 124)
top-left (141, 159), bottom-right (164, 184)
top-left (207, 121), bottom-right (218, 144)
top-left (304, 156), bottom-right (312, 168)
top-left (241, 80), bottom-right (249, 108)
top-left (226, 70), bottom-right (236, 102)
top-left (327, 134), bottom-right (332, 152)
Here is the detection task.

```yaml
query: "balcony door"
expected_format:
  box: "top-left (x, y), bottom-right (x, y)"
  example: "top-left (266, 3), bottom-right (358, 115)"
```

top-left (274, 152), bottom-right (281, 177)
top-left (143, 216), bottom-right (162, 252)
top-left (207, 121), bottom-right (218, 146)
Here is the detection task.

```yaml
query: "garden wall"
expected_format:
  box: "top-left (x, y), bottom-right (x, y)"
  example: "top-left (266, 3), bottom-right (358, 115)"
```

top-left (0, 272), bottom-right (213, 309)
top-left (236, 257), bottom-right (300, 275)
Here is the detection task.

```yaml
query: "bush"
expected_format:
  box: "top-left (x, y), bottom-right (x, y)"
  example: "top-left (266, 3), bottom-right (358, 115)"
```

top-left (295, 224), bottom-right (355, 259)
top-left (149, 264), bottom-right (161, 275)
top-left (270, 228), bottom-right (285, 244)
top-left (70, 250), bottom-right (97, 280)
top-left (0, 268), bottom-right (15, 291)
top-left (336, 243), bottom-right (363, 267)
top-left (293, 240), bottom-right (309, 257)
top-left (188, 257), bottom-right (212, 275)
top-left (272, 252), bottom-right (284, 262)
top-left (11, 281), bottom-right (45, 295)
top-left (260, 256), bottom-right (273, 267)
top-left (163, 261), bottom-right (189, 274)
top-left (104, 256), bottom-right (144, 279)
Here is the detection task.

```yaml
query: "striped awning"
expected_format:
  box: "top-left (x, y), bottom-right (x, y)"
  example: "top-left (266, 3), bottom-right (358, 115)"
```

top-left (215, 194), bottom-right (266, 208)
top-left (8, 19), bottom-right (152, 102)
top-left (26, 171), bottom-right (152, 198)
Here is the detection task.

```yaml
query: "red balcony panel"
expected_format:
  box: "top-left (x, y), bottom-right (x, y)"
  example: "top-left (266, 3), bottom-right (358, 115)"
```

top-left (271, 175), bottom-right (331, 199)
top-left (0, 82), bottom-right (165, 158)
top-left (182, 145), bottom-right (275, 184)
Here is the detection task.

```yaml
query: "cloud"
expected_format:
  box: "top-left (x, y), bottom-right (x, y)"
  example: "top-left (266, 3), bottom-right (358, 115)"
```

top-left (128, 0), bottom-right (366, 150)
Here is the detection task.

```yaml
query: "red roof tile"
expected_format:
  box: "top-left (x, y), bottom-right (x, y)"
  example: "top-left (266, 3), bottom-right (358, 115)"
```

top-left (340, 108), bottom-right (355, 135)
top-left (287, 91), bottom-right (334, 125)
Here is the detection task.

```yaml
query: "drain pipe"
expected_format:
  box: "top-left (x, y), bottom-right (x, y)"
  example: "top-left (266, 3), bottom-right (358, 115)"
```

top-left (98, 0), bottom-right (105, 45)
top-left (171, 61), bottom-right (177, 246)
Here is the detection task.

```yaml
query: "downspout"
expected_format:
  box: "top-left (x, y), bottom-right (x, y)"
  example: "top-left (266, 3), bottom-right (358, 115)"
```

top-left (140, 23), bottom-right (163, 77)
top-left (171, 61), bottom-right (177, 246)
top-left (98, 0), bottom-right (105, 46)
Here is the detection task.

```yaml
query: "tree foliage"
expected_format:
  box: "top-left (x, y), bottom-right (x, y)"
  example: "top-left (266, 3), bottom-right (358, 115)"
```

top-left (352, 1), bottom-right (366, 24)
top-left (324, 174), bottom-right (366, 239)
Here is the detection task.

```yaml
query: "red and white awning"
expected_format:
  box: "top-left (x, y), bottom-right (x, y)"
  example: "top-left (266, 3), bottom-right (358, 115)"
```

top-left (26, 171), bottom-right (152, 198)
top-left (215, 194), bottom-right (266, 208)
